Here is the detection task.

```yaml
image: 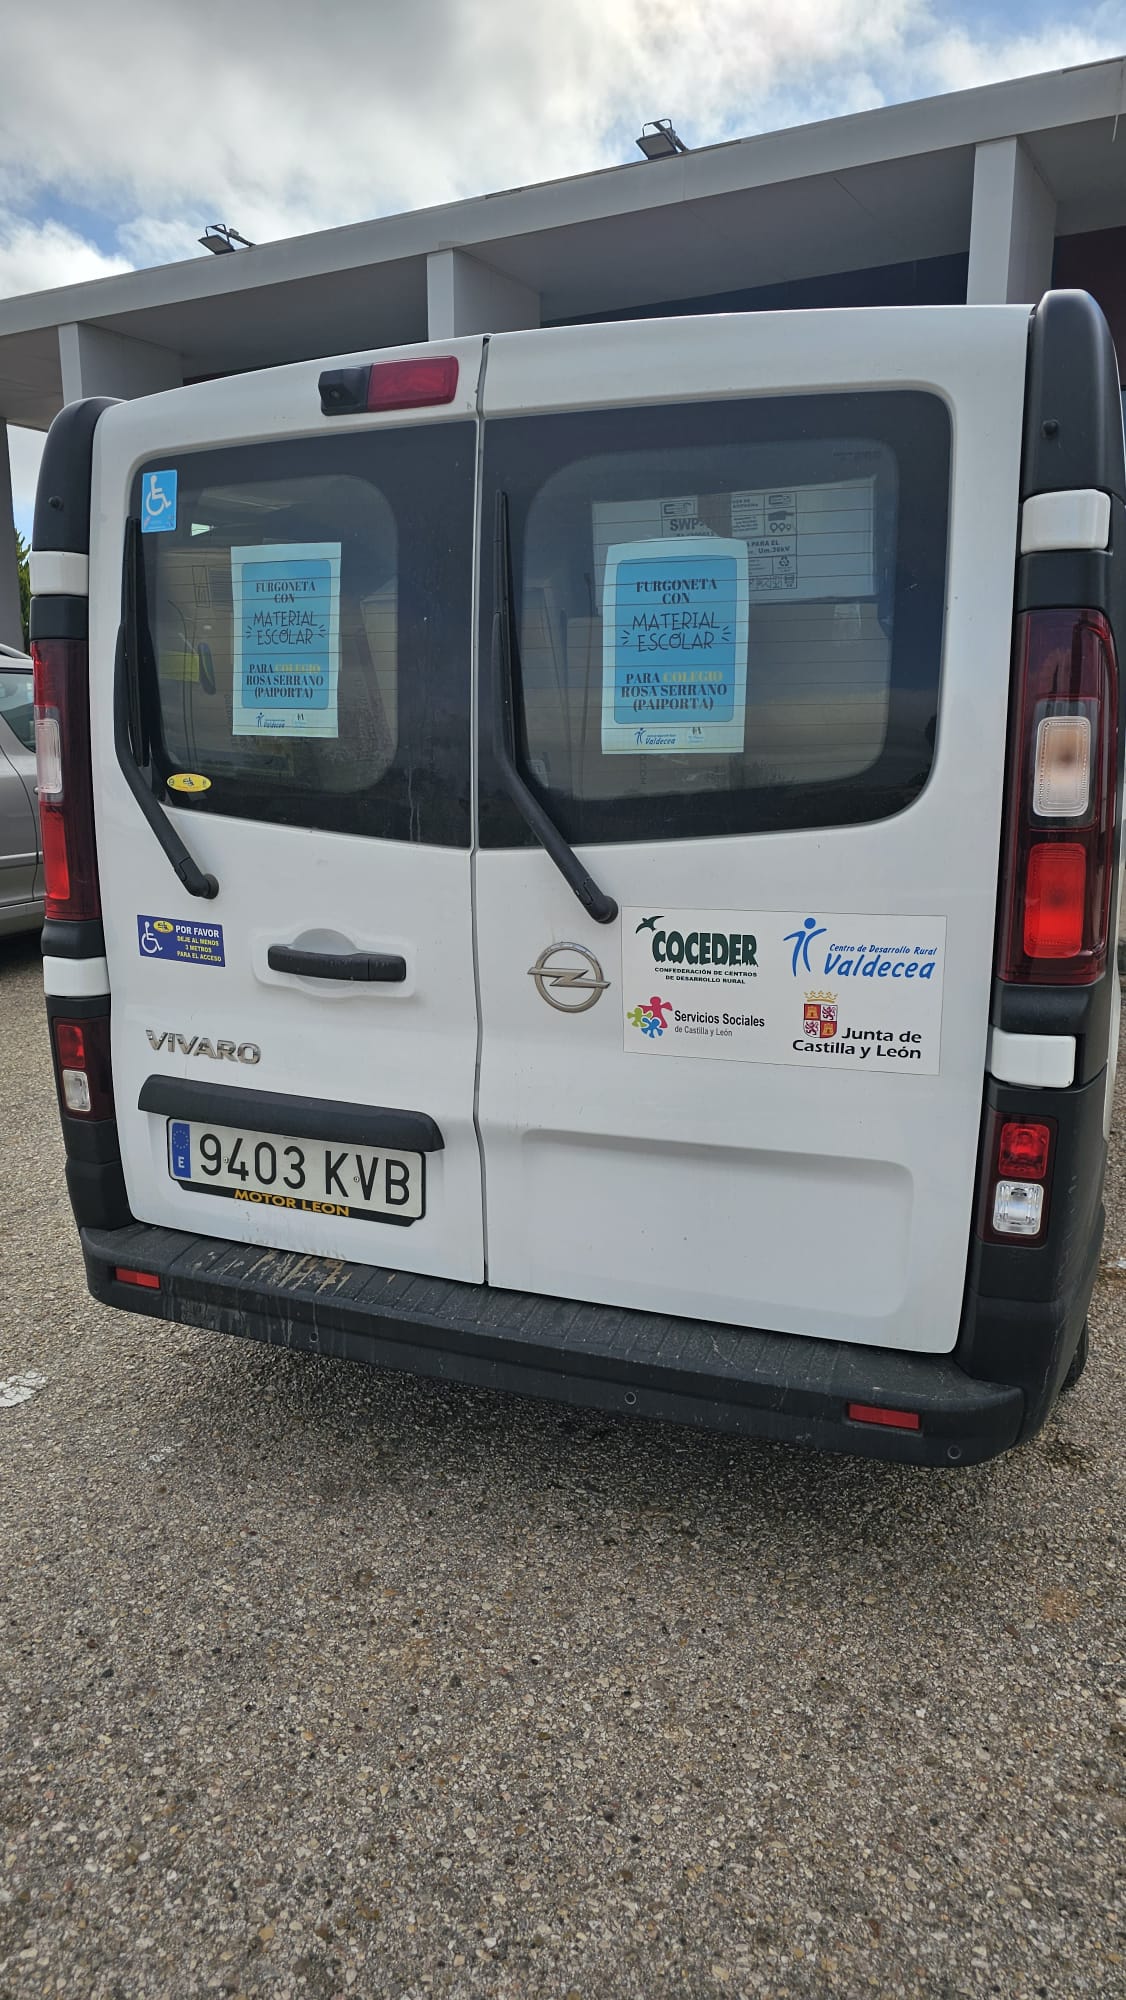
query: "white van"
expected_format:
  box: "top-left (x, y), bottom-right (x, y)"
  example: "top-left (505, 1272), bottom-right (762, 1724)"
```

top-left (29, 290), bottom-right (1124, 1465)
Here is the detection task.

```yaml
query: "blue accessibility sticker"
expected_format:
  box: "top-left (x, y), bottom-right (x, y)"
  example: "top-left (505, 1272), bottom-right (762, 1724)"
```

top-left (169, 1121), bottom-right (192, 1180)
top-left (141, 469), bottom-right (177, 534)
top-left (137, 914), bottom-right (225, 967)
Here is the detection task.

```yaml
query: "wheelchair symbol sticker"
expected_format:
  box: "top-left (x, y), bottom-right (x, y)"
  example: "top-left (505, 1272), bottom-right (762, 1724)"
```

top-left (141, 470), bottom-right (177, 534)
top-left (137, 913), bottom-right (225, 967)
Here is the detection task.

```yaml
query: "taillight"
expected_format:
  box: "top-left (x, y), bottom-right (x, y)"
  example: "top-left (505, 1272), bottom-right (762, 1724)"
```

top-left (996, 1119), bottom-right (1052, 1177)
top-left (997, 609), bottom-right (1117, 985)
top-left (978, 1112), bottom-right (1055, 1245)
top-left (50, 1014), bottom-right (115, 1120)
top-left (31, 637), bottom-right (101, 921)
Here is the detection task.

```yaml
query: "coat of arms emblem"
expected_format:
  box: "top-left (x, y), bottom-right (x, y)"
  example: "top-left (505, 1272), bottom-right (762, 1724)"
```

top-left (803, 990), bottom-right (838, 1039)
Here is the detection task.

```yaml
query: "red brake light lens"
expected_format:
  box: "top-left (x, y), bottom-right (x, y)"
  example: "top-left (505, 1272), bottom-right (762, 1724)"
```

top-left (997, 1120), bottom-right (1052, 1178)
top-left (54, 1019), bottom-right (87, 1069)
top-left (31, 638), bottom-right (101, 922)
top-left (366, 356), bottom-right (459, 412)
top-left (1022, 842), bottom-right (1086, 958)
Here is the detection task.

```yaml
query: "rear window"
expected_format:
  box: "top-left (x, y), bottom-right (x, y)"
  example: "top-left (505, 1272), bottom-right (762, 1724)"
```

top-left (131, 428), bottom-right (475, 845)
top-left (480, 392), bottom-right (950, 845)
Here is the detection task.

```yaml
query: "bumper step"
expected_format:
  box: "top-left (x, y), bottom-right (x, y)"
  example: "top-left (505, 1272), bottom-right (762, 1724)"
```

top-left (81, 1223), bottom-right (1024, 1466)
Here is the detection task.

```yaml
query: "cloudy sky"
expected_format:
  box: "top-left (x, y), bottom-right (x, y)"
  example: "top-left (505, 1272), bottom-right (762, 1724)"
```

top-left (4, 0), bottom-right (1124, 538)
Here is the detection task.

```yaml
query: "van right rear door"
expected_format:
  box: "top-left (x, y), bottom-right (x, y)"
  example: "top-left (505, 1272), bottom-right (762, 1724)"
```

top-left (473, 307), bottom-right (1033, 1354)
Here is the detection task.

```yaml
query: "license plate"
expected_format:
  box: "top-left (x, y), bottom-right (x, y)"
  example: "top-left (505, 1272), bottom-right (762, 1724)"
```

top-left (167, 1118), bottom-right (424, 1224)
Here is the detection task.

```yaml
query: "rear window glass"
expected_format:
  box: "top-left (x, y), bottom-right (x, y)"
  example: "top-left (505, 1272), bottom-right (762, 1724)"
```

top-left (480, 392), bottom-right (950, 845)
top-left (131, 428), bottom-right (474, 845)
top-left (0, 664), bottom-right (34, 751)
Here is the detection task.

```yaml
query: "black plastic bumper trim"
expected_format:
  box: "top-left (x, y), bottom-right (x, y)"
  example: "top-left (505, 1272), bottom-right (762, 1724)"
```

top-left (42, 916), bottom-right (107, 960)
top-left (43, 992), bottom-right (133, 1229)
top-left (1021, 293), bottom-right (1126, 503)
top-left (136, 1077), bottom-right (444, 1153)
top-left (955, 1070), bottom-right (1105, 1431)
top-left (29, 594), bottom-right (89, 642)
top-left (80, 1223), bottom-right (1024, 1467)
top-left (68, 1159), bottom-right (132, 1231)
top-left (32, 397), bottom-right (119, 555)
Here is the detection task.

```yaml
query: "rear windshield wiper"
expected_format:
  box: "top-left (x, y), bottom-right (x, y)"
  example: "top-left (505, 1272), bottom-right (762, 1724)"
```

top-left (491, 492), bottom-right (617, 926)
top-left (116, 517), bottom-right (218, 900)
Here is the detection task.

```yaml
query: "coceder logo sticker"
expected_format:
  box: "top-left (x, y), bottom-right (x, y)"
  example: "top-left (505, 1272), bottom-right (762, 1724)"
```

top-left (622, 907), bottom-right (946, 1072)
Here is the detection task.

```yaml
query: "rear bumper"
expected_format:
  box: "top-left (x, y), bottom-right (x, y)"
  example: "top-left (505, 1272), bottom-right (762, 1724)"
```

top-left (81, 1223), bottom-right (1025, 1467)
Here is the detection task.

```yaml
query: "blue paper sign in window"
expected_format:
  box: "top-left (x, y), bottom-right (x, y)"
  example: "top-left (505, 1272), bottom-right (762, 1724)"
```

top-left (141, 469), bottom-right (178, 534)
top-left (231, 541), bottom-right (341, 738)
top-left (601, 536), bottom-right (748, 755)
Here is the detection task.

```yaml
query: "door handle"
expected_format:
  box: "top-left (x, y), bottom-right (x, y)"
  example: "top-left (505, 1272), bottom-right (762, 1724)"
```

top-left (267, 945), bottom-right (407, 983)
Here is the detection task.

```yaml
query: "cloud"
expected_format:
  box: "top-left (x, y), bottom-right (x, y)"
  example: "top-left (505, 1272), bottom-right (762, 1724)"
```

top-left (0, 0), bottom-right (1119, 283)
top-left (921, 20), bottom-right (1119, 94)
top-left (0, 2), bottom-right (1118, 546)
top-left (0, 218), bottom-right (130, 301)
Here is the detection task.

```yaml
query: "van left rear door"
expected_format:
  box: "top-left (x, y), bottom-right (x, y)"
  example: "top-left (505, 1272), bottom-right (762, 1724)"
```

top-left (91, 345), bottom-right (486, 1280)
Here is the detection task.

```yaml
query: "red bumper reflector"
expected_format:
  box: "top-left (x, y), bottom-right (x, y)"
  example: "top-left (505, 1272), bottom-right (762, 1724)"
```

top-left (114, 1268), bottom-right (160, 1290)
top-left (847, 1402), bottom-right (922, 1431)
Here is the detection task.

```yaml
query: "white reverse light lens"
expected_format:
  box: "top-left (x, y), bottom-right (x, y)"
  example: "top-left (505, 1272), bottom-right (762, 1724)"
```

top-left (34, 712), bottom-right (63, 799)
top-left (1034, 713), bottom-right (1091, 819)
top-left (992, 1180), bottom-right (1044, 1237)
top-left (61, 1068), bottom-right (91, 1114)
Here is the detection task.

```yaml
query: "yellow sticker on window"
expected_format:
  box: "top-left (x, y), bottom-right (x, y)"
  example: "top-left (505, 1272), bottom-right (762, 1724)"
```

top-left (158, 651), bottom-right (200, 683)
top-left (167, 772), bottom-right (212, 795)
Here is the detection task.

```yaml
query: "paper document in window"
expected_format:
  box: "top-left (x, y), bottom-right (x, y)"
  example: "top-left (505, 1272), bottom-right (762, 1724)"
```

top-left (731, 478), bottom-right (875, 599)
top-left (602, 535), bottom-right (748, 755)
top-left (231, 541), bottom-right (342, 738)
top-left (592, 477), bottom-right (876, 610)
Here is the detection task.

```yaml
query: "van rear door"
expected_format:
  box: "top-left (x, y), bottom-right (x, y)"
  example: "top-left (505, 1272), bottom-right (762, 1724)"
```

top-left (91, 342), bottom-right (486, 1280)
top-left (474, 308), bottom-right (1031, 1353)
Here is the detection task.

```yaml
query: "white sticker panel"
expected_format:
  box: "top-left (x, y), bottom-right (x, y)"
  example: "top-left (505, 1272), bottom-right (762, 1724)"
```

top-left (623, 906), bottom-right (945, 1072)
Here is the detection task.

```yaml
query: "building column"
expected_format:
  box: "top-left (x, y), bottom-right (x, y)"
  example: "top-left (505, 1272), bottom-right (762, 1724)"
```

top-left (967, 137), bottom-right (1056, 304)
top-left (0, 427), bottom-right (22, 650)
top-left (58, 322), bottom-right (183, 403)
top-left (426, 249), bottom-right (540, 338)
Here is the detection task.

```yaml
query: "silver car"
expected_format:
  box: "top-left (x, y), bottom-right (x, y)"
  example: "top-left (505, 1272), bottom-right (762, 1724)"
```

top-left (0, 643), bottom-right (42, 935)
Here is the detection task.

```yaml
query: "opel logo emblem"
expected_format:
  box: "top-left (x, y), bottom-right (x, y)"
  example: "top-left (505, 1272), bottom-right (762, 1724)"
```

top-left (528, 943), bottom-right (610, 1013)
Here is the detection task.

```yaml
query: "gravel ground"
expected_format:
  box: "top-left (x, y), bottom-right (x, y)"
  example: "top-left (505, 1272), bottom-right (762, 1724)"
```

top-left (0, 929), bottom-right (1123, 2000)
